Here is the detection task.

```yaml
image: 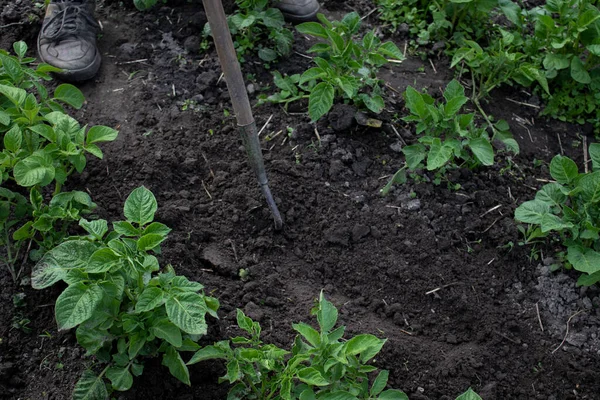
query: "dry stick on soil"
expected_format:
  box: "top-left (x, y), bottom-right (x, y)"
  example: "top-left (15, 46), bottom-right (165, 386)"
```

top-left (583, 135), bottom-right (589, 173)
top-left (201, 180), bottom-right (212, 200)
top-left (536, 302), bottom-right (544, 332)
top-left (557, 132), bottom-right (564, 156)
top-left (115, 59), bottom-right (149, 65)
top-left (481, 217), bottom-right (501, 233)
top-left (425, 282), bottom-right (461, 295)
top-left (360, 8), bottom-right (378, 20)
top-left (314, 126), bottom-right (321, 145)
top-left (294, 51), bottom-right (312, 59)
top-left (257, 114), bottom-right (273, 138)
top-left (552, 309), bottom-right (587, 354)
top-left (479, 204), bottom-right (501, 218)
top-left (506, 98), bottom-right (540, 109)
top-left (390, 125), bottom-right (407, 146)
top-left (384, 83), bottom-right (401, 95)
top-left (429, 59), bottom-right (437, 74)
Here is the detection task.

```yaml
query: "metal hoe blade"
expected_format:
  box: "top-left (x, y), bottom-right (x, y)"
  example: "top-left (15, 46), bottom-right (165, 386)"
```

top-left (201, 0), bottom-right (283, 230)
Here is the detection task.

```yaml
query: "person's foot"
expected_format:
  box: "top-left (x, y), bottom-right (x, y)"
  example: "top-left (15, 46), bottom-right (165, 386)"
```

top-left (275, 0), bottom-right (320, 22)
top-left (37, 0), bottom-right (101, 81)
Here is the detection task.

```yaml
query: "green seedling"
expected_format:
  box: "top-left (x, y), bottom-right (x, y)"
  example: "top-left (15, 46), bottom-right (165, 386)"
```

top-left (32, 187), bottom-right (219, 398)
top-left (260, 12), bottom-right (404, 122)
top-left (188, 291), bottom-right (408, 399)
top-left (515, 144), bottom-right (600, 285)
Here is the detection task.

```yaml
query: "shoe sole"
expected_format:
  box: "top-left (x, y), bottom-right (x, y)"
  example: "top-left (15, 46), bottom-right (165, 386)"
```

top-left (37, 44), bottom-right (102, 82)
top-left (281, 5), bottom-right (320, 22)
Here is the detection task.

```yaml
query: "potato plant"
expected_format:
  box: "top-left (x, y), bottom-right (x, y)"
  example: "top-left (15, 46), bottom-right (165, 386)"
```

top-left (259, 12), bottom-right (404, 122)
top-left (515, 144), bottom-right (600, 286)
top-left (32, 187), bottom-right (219, 398)
top-left (0, 42), bottom-right (117, 281)
top-left (188, 291), bottom-right (408, 400)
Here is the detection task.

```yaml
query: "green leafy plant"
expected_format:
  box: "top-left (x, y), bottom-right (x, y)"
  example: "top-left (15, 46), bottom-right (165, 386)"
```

top-left (389, 80), bottom-right (517, 187)
top-left (188, 291), bottom-right (408, 399)
top-left (31, 187), bottom-right (220, 398)
top-left (0, 42), bottom-right (117, 282)
top-left (514, 144), bottom-right (600, 286)
top-left (202, 0), bottom-right (293, 64)
top-left (456, 388), bottom-right (482, 400)
top-left (260, 12), bottom-right (404, 121)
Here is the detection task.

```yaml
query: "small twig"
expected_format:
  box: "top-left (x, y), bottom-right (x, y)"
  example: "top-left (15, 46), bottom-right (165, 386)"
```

top-left (479, 204), bottom-right (501, 218)
top-left (495, 331), bottom-right (518, 344)
top-left (535, 302), bottom-right (544, 332)
top-left (294, 51), bottom-right (312, 59)
top-left (201, 180), bottom-right (212, 200)
top-left (390, 125), bottom-right (407, 146)
top-left (227, 239), bottom-right (239, 263)
top-left (508, 186), bottom-right (514, 202)
top-left (428, 59), bottom-right (437, 74)
top-left (399, 329), bottom-right (413, 336)
top-left (360, 8), bottom-right (377, 20)
top-left (552, 310), bottom-right (586, 354)
top-left (425, 282), bottom-right (461, 295)
top-left (583, 136), bottom-right (589, 173)
top-left (257, 114), bottom-right (273, 138)
top-left (535, 178), bottom-right (555, 183)
top-left (217, 72), bottom-right (224, 84)
top-left (557, 132), bottom-right (564, 156)
top-left (481, 217), bottom-right (501, 233)
top-left (403, 41), bottom-right (408, 58)
top-left (506, 98), bottom-right (540, 109)
top-left (115, 58), bottom-right (148, 65)
top-left (384, 83), bottom-right (401, 94)
top-left (314, 126), bottom-right (321, 145)
top-left (171, 84), bottom-right (176, 97)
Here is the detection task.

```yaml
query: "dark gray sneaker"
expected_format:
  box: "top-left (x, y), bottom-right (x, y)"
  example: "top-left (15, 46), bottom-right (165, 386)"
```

top-left (275, 0), bottom-right (320, 22)
top-left (37, 0), bottom-right (101, 81)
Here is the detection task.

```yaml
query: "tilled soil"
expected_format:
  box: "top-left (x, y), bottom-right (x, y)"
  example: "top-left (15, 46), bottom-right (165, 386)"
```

top-left (1, 0), bottom-right (600, 399)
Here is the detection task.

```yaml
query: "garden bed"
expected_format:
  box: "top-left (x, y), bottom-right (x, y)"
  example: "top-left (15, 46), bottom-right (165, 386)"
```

top-left (1, 0), bottom-right (600, 399)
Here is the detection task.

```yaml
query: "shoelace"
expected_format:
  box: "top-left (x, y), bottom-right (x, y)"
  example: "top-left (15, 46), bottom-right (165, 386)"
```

top-left (42, 2), bottom-right (100, 41)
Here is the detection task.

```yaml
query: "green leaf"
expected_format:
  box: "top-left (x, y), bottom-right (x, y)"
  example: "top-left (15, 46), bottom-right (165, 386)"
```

top-left (142, 222), bottom-right (172, 236)
top-left (0, 110), bottom-right (10, 125)
top-left (54, 84), bottom-right (85, 109)
top-left (567, 246), bottom-right (600, 274)
top-left (4, 125), bottom-right (22, 153)
top-left (0, 84), bottom-right (26, 105)
top-left (455, 388), bottom-right (482, 400)
top-left (543, 54), bottom-right (569, 70)
top-left (293, 322), bottom-right (320, 347)
top-left (402, 144), bottom-right (426, 170)
top-left (124, 186), bottom-right (157, 226)
top-left (55, 283), bottom-right (104, 330)
top-left (225, 358), bottom-right (241, 382)
top-left (106, 366), bottom-right (133, 391)
top-left (297, 367), bottom-right (330, 386)
top-left (570, 57), bottom-right (591, 84)
top-left (137, 233), bottom-right (166, 251)
top-left (136, 287), bottom-right (165, 312)
top-left (13, 153), bottom-right (55, 187)
top-left (579, 171), bottom-right (600, 203)
top-left (72, 370), bottom-right (108, 400)
top-left (404, 86), bottom-right (428, 119)
top-left (360, 94), bottom-right (385, 114)
top-left (187, 344), bottom-right (228, 365)
top-left (443, 80), bottom-right (465, 101)
top-left (379, 390), bottom-right (409, 400)
top-left (378, 42), bottom-right (404, 60)
top-left (514, 200), bottom-right (549, 225)
top-left (261, 7), bottom-right (285, 29)
top-left (113, 221), bottom-right (140, 236)
top-left (13, 41), bottom-right (27, 58)
top-left (549, 155), bottom-right (578, 184)
top-left (166, 292), bottom-right (209, 335)
top-left (0, 54), bottom-right (24, 82)
top-left (345, 334), bottom-right (386, 361)
top-left (380, 168), bottom-right (407, 196)
top-left (86, 248), bottom-right (121, 273)
top-left (76, 325), bottom-right (111, 355)
top-left (296, 22), bottom-right (328, 38)
top-left (162, 346), bottom-right (191, 385)
top-left (535, 183), bottom-right (567, 208)
top-left (236, 308), bottom-right (254, 333)
top-left (308, 82), bottom-right (334, 122)
top-left (498, 0), bottom-right (521, 27)
top-left (32, 240), bottom-right (98, 289)
top-left (444, 96), bottom-right (468, 117)
top-left (587, 44), bottom-right (600, 56)
top-left (87, 125), bottom-right (118, 144)
top-left (577, 271), bottom-right (600, 287)
top-left (540, 213), bottom-right (573, 233)
top-left (589, 143), bottom-right (600, 171)
top-left (370, 370), bottom-right (389, 397)
top-left (427, 139), bottom-right (453, 170)
top-left (151, 319), bottom-right (183, 347)
top-left (468, 137), bottom-right (494, 166)
top-left (316, 291), bottom-right (338, 332)
top-left (258, 48), bottom-right (278, 62)
top-left (79, 218), bottom-right (108, 240)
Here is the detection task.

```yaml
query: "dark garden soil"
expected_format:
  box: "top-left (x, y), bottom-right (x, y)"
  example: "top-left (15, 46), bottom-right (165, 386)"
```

top-left (2, 0), bottom-right (600, 399)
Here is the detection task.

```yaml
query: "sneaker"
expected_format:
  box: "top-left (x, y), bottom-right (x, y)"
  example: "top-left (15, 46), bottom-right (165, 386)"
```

top-left (37, 0), bottom-right (101, 81)
top-left (275, 0), bottom-right (320, 22)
